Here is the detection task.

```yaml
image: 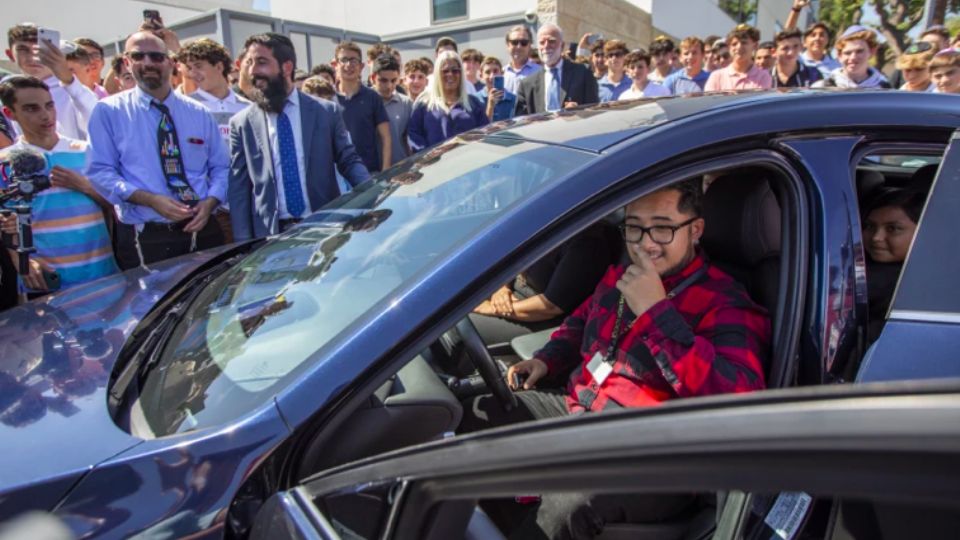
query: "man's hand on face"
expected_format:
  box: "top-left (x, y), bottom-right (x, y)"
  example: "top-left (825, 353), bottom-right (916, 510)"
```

top-left (507, 358), bottom-right (548, 390)
top-left (37, 40), bottom-right (74, 85)
top-left (616, 245), bottom-right (667, 316)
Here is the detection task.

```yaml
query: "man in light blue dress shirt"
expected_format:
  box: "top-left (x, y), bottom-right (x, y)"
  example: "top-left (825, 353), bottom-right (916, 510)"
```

top-left (503, 25), bottom-right (542, 95)
top-left (87, 32), bottom-right (228, 269)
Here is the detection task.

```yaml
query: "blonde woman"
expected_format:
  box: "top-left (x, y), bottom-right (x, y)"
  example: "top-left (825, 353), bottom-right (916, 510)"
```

top-left (407, 50), bottom-right (488, 152)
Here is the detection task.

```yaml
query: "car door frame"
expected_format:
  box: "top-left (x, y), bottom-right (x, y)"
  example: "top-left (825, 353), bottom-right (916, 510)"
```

top-left (860, 129), bottom-right (960, 383)
top-left (259, 380), bottom-right (960, 540)
top-left (280, 145), bottom-right (814, 490)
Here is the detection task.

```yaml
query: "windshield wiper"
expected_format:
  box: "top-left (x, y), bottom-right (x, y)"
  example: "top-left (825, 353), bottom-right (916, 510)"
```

top-left (132, 266), bottom-right (221, 387)
top-left (108, 261), bottom-right (229, 412)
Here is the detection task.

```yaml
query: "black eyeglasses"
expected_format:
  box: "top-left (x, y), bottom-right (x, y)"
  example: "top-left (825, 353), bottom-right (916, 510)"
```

top-left (619, 217), bottom-right (698, 245)
top-left (508, 39), bottom-right (530, 47)
top-left (126, 51), bottom-right (167, 63)
top-left (606, 51), bottom-right (625, 58)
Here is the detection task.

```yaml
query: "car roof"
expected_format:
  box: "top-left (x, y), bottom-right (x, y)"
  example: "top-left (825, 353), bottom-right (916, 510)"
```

top-left (480, 89), bottom-right (960, 153)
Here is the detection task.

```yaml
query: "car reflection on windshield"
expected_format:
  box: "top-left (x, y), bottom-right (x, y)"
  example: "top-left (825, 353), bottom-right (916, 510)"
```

top-left (135, 138), bottom-right (593, 438)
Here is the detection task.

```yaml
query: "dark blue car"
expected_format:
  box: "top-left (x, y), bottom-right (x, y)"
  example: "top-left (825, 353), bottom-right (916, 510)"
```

top-left (1, 89), bottom-right (959, 539)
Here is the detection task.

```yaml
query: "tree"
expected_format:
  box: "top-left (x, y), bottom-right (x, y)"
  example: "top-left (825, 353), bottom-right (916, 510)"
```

top-left (817, 0), bottom-right (864, 34)
top-left (719, 0), bottom-right (758, 24)
top-left (870, 0), bottom-right (925, 58)
top-left (929, 0), bottom-right (960, 25)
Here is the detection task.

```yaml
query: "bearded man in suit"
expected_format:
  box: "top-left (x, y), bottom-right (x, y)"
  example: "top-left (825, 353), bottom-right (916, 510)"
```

top-left (229, 33), bottom-right (369, 241)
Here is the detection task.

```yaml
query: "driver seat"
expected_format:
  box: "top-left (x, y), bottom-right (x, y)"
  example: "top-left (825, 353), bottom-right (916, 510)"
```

top-left (700, 172), bottom-right (782, 384)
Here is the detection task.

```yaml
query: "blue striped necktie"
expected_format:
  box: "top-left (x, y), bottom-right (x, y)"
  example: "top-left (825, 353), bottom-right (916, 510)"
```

top-left (547, 67), bottom-right (561, 112)
top-left (277, 110), bottom-right (305, 217)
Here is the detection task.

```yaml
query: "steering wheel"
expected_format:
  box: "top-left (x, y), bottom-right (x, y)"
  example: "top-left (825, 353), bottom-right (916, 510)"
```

top-left (455, 317), bottom-right (518, 412)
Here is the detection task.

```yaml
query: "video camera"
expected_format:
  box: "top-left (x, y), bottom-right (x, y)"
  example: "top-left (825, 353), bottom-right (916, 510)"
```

top-left (1, 147), bottom-right (52, 276)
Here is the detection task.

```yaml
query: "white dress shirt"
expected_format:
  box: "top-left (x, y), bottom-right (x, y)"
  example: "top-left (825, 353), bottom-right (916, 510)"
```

top-left (265, 90), bottom-right (310, 219)
top-left (190, 88), bottom-right (251, 143)
top-left (45, 75), bottom-right (98, 140)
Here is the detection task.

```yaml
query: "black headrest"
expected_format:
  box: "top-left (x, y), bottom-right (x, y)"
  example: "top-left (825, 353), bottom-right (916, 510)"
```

top-left (856, 169), bottom-right (885, 201)
top-left (701, 174), bottom-right (781, 266)
top-left (908, 163), bottom-right (938, 193)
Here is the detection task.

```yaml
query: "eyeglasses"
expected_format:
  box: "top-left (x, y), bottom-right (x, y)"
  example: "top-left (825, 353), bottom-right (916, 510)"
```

top-left (619, 217), bottom-right (698, 245)
top-left (508, 39), bottom-right (530, 47)
top-left (606, 51), bottom-right (625, 58)
top-left (441, 68), bottom-right (462, 75)
top-left (126, 51), bottom-right (167, 63)
top-left (337, 57), bottom-right (362, 66)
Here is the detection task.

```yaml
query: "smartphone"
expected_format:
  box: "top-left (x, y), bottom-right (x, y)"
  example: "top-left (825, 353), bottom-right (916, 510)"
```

top-left (586, 33), bottom-right (601, 46)
top-left (143, 9), bottom-right (162, 28)
top-left (510, 371), bottom-right (525, 390)
top-left (493, 75), bottom-right (504, 91)
top-left (37, 28), bottom-right (60, 51)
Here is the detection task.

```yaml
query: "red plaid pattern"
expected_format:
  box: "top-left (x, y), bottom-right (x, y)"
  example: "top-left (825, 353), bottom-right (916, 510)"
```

top-left (534, 253), bottom-right (770, 412)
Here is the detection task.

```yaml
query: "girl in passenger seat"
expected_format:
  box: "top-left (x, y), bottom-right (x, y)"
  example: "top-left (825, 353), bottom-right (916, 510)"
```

top-left (862, 188), bottom-right (924, 343)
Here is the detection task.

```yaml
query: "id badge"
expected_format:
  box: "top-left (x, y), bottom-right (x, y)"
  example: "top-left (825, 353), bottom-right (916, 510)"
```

top-left (586, 352), bottom-right (613, 386)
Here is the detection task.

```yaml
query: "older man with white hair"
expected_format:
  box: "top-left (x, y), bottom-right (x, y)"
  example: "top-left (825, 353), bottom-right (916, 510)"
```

top-left (516, 23), bottom-right (599, 115)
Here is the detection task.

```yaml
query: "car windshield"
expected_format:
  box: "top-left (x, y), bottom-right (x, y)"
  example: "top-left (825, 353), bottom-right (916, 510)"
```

top-left (134, 137), bottom-right (593, 437)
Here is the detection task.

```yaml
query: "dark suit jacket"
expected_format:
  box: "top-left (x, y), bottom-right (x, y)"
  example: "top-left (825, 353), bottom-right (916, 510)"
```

top-left (228, 91), bottom-right (370, 241)
top-left (516, 60), bottom-right (600, 115)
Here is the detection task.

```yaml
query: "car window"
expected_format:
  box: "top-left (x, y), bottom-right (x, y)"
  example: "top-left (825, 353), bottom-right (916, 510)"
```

top-left (742, 492), bottom-right (960, 540)
top-left (133, 139), bottom-right (594, 437)
top-left (888, 136), bottom-right (960, 316)
top-left (855, 150), bottom-right (940, 345)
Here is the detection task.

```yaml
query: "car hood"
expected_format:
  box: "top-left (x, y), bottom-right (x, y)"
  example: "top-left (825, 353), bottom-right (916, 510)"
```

top-left (0, 247), bottom-right (232, 513)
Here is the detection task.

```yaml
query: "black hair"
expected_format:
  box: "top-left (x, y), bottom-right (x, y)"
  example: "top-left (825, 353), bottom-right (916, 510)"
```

top-left (310, 63), bottom-right (336, 79)
top-left (244, 33), bottom-right (297, 81)
top-left (373, 53), bottom-right (401, 74)
top-left (864, 187), bottom-right (925, 224)
top-left (649, 37), bottom-right (675, 55)
top-left (669, 178), bottom-right (703, 217)
top-left (0, 75), bottom-right (50, 109)
top-left (73, 37), bottom-right (104, 57)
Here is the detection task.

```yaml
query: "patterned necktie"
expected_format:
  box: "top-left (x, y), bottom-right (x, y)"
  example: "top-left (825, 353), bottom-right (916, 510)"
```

top-left (151, 100), bottom-right (199, 206)
top-left (277, 110), bottom-right (305, 218)
top-left (547, 67), bottom-right (561, 112)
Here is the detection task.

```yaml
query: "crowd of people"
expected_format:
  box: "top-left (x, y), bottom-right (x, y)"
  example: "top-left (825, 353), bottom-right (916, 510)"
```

top-left (0, 0), bottom-right (956, 308)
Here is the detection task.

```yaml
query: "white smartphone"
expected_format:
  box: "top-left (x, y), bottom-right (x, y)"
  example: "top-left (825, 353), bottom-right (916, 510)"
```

top-left (37, 28), bottom-right (60, 51)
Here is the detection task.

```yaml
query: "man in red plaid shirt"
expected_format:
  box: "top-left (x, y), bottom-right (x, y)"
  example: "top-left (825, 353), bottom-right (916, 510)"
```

top-left (459, 179), bottom-right (770, 539)
top-left (461, 178), bottom-right (770, 427)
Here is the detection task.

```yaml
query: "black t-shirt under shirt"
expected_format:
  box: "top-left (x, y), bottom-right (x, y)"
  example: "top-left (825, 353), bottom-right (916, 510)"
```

top-left (512, 223), bottom-right (614, 313)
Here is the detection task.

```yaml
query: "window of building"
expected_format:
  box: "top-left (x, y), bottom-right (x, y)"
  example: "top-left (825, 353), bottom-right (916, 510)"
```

top-left (432, 0), bottom-right (467, 23)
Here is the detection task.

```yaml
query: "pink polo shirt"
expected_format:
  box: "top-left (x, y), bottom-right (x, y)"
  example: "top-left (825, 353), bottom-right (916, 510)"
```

top-left (704, 64), bottom-right (772, 92)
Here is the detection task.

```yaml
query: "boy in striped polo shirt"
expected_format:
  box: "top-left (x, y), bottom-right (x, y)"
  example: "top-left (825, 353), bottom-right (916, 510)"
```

top-left (0, 75), bottom-right (117, 296)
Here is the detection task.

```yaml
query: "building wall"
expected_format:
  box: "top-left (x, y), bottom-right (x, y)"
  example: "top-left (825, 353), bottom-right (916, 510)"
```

top-left (755, 0), bottom-right (794, 40)
top-left (2, 0), bottom-right (261, 47)
top-left (552, 0), bottom-right (654, 50)
top-left (645, 0), bottom-right (736, 43)
top-left (270, 0), bottom-right (536, 37)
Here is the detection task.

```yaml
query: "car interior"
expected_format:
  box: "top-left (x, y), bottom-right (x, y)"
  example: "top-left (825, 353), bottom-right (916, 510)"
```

top-left (291, 161), bottom-right (808, 540)
top-left (287, 149), bottom-right (948, 539)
